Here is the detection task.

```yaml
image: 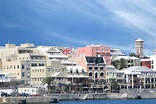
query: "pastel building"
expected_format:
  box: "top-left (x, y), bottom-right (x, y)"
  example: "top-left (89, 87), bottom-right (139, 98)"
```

top-left (76, 44), bottom-right (111, 65)
top-left (0, 44), bottom-right (34, 84)
top-left (71, 55), bottom-right (106, 87)
top-left (30, 59), bottom-right (67, 87)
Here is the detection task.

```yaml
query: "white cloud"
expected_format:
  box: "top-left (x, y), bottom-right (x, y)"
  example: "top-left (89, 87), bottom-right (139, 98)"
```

top-left (96, 0), bottom-right (156, 55)
top-left (28, 0), bottom-right (156, 55)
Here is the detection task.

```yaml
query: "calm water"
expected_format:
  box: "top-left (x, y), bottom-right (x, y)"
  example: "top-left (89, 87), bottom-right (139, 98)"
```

top-left (60, 99), bottom-right (156, 104)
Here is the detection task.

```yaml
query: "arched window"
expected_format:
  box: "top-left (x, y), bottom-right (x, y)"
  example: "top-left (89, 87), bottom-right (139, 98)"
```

top-left (100, 72), bottom-right (104, 76)
top-left (95, 72), bottom-right (98, 79)
top-left (89, 72), bottom-right (92, 76)
top-left (70, 69), bottom-right (73, 74)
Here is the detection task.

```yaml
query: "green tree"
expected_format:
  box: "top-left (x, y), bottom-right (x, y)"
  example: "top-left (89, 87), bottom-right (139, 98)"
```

top-left (110, 79), bottom-right (120, 92)
top-left (42, 77), bottom-right (55, 93)
top-left (112, 58), bottom-right (127, 70)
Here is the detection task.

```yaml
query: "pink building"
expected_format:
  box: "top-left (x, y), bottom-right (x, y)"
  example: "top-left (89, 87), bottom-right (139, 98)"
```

top-left (76, 45), bottom-right (111, 65)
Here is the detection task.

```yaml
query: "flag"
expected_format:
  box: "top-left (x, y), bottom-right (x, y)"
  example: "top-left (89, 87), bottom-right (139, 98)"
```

top-left (62, 47), bottom-right (72, 55)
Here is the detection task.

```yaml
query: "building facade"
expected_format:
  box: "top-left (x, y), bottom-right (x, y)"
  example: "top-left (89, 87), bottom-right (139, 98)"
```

top-left (106, 66), bottom-right (117, 83)
top-left (113, 56), bottom-right (140, 67)
top-left (116, 66), bottom-right (156, 89)
top-left (76, 45), bottom-right (111, 65)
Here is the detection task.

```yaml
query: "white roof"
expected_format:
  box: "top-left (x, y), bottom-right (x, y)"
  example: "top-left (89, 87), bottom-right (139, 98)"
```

top-left (67, 75), bottom-right (89, 78)
top-left (140, 59), bottom-right (151, 61)
top-left (106, 65), bottom-right (115, 68)
top-left (136, 38), bottom-right (143, 41)
top-left (61, 61), bottom-right (76, 65)
top-left (37, 47), bottom-right (68, 58)
top-left (117, 66), bottom-right (156, 74)
top-left (114, 56), bottom-right (139, 60)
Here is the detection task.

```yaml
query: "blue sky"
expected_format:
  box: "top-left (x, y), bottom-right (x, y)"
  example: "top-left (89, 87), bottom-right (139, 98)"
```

top-left (0, 0), bottom-right (156, 55)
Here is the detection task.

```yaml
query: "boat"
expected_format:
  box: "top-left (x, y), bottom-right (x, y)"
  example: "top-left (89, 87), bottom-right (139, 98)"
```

top-left (135, 95), bottom-right (141, 99)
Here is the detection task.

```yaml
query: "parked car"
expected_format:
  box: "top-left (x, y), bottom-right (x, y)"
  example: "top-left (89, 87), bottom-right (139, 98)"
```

top-left (1, 92), bottom-right (10, 97)
top-left (10, 92), bottom-right (19, 97)
top-left (20, 93), bottom-right (31, 97)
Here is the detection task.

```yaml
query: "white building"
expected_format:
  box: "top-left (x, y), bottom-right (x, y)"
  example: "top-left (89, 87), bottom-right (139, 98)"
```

top-left (106, 66), bottom-right (118, 83)
top-left (116, 66), bottom-right (156, 89)
top-left (150, 55), bottom-right (156, 69)
top-left (113, 56), bottom-right (140, 67)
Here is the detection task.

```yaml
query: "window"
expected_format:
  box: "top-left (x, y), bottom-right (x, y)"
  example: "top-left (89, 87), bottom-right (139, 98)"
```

top-left (22, 72), bottom-right (25, 77)
top-left (14, 65), bottom-right (16, 69)
top-left (17, 65), bottom-right (19, 69)
top-left (101, 49), bottom-right (104, 52)
top-left (22, 65), bottom-right (25, 69)
top-left (89, 67), bottom-right (92, 70)
top-left (89, 72), bottom-right (92, 76)
top-left (10, 65), bottom-right (12, 69)
top-left (95, 67), bottom-right (98, 70)
top-left (100, 72), bottom-right (104, 76)
top-left (3, 66), bottom-right (5, 69)
top-left (100, 67), bottom-right (103, 70)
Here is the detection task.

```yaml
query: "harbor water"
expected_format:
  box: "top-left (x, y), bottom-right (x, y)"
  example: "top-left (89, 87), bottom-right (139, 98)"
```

top-left (60, 99), bottom-right (156, 104)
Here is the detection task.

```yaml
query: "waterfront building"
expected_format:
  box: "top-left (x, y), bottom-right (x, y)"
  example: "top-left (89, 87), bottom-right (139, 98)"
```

top-left (66, 66), bottom-right (89, 91)
top-left (113, 56), bottom-right (140, 67)
top-left (106, 66), bottom-right (117, 83)
top-left (76, 44), bottom-right (111, 65)
top-left (135, 38), bottom-right (144, 58)
top-left (0, 43), bottom-right (34, 84)
top-left (31, 59), bottom-right (67, 87)
top-left (116, 66), bottom-right (156, 89)
top-left (71, 55), bottom-right (107, 91)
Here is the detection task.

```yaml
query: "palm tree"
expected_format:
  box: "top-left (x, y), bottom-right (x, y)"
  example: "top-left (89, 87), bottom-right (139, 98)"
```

top-left (42, 77), bottom-right (55, 93)
top-left (110, 79), bottom-right (120, 92)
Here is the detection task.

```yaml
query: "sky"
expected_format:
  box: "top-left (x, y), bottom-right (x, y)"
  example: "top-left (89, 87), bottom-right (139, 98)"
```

top-left (0, 0), bottom-right (156, 55)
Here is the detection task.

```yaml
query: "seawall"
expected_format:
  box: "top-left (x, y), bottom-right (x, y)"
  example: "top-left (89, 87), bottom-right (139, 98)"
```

top-left (1, 92), bottom-right (156, 103)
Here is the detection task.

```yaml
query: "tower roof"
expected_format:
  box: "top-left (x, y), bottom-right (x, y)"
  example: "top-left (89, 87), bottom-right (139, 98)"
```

top-left (136, 38), bottom-right (143, 41)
